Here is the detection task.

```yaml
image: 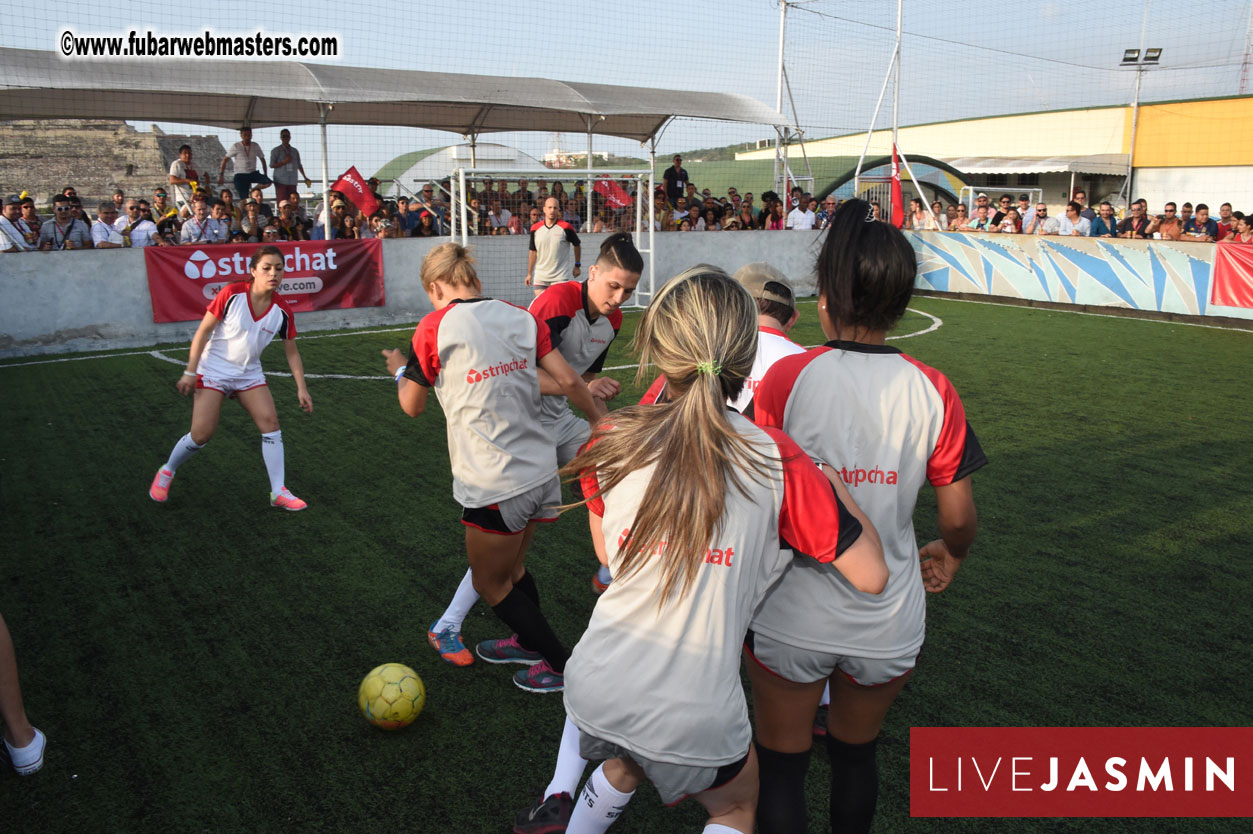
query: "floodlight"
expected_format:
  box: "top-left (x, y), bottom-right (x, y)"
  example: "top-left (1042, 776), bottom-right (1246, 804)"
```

top-left (1121, 48), bottom-right (1140, 65)
top-left (1143, 48), bottom-right (1162, 64)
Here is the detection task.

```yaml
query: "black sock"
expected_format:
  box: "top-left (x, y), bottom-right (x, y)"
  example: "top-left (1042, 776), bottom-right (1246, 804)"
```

top-left (755, 742), bottom-right (810, 834)
top-left (514, 570), bottom-right (540, 607)
top-left (825, 734), bottom-right (879, 834)
top-left (491, 587), bottom-right (569, 672)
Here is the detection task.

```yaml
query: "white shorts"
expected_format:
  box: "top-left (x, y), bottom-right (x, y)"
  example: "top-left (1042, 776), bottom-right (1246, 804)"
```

top-left (196, 373), bottom-right (266, 398)
top-left (577, 731), bottom-right (749, 807)
top-left (745, 630), bottom-right (918, 687)
top-left (461, 476), bottom-right (561, 535)
top-left (544, 410), bottom-right (591, 468)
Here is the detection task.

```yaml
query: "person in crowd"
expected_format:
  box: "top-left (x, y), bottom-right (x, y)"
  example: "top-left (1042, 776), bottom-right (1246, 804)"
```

top-left (678, 218), bottom-right (693, 232)
top-left (907, 198), bottom-right (937, 231)
top-left (722, 216), bottom-right (744, 231)
top-left (786, 196), bottom-right (816, 230)
top-left (276, 201), bottom-right (308, 242)
top-left (1230, 213), bottom-right (1253, 243)
top-left (151, 188), bottom-right (178, 227)
top-left (219, 127), bottom-right (272, 200)
top-left (947, 204), bottom-right (969, 231)
top-left (563, 197), bottom-right (583, 229)
top-left (394, 196), bottom-right (417, 235)
top-left (148, 245), bottom-right (311, 510)
top-left (1, 195), bottom-right (36, 252)
top-left (704, 209), bottom-right (722, 231)
top-left (262, 224), bottom-right (283, 243)
top-left (110, 188), bottom-right (125, 213)
top-left (998, 207), bottom-right (1021, 234)
top-left (414, 211), bottom-right (440, 238)
top-left (1, 613), bottom-right (46, 775)
top-left (168, 144), bottom-right (200, 211)
top-left (765, 199), bottom-right (786, 231)
top-left (218, 189), bottom-right (243, 232)
top-left (19, 197), bottom-right (42, 240)
top-left (945, 204), bottom-right (959, 230)
top-left (1057, 201), bottom-right (1091, 236)
top-left (1150, 202), bottom-right (1183, 240)
top-left (663, 154), bottom-right (689, 207)
top-left (1179, 202), bottom-right (1194, 228)
top-left (122, 199), bottom-right (160, 248)
top-left (688, 204), bottom-right (705, 231)
top-left (38, 194), bottom-right (91, 250)
top-left (488, 198), bottom-right (512, 235)
top-left (738, 203), bottom-right (758, 230)
top-left (748, 198), bottom-right (983, 834)
top-left (1025, 203), bottom-right (1059, 235)
top-left (68, 197), bottom-right (87, 228)
top-left (960, 204), bottom-right (997, 233)
top-left (179, 199), bottom-right (213, 245)
top-left (240, 199), bottom-right (265, 242)
top-left (1089, 202), bottom-right (1119, 238)
top-left (1182, 203), bottom-right (1219, 241)
top-left (1117, 200), bottom-right (1151, 239)
top-left (1016, 194), bottom-right (1036, 229)
top-left (1072, 189), bottom-right (1097, 222)
top-left (1216, 203), bottom-right (1235, 241)
top-left (992, 195), bottom-right (1012, 226)
top-left (270, 129), bottom-right (311, 205)
top-left (179, 189), bottom-right (209, 221)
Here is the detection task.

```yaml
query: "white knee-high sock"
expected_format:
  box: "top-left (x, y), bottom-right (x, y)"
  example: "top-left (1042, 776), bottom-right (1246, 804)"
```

top-left (544, 717), bottom-right (589, 799)
top-left (261, 430), bottom-right (284, 494)
top-left (820, 681), bottom-right (831, 707)
top-left (164, 433), bottom-right (203, 472)
top-left (567, 764), bottom-right (634, 834)
top-left (433, 568), bottom-right (479, 632)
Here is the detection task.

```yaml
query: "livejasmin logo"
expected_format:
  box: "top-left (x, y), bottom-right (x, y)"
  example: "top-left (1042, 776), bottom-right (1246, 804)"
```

top-left (909, 727), bottom-right (1252, 818)
top-left (465, 358), bottom-right (528, 384)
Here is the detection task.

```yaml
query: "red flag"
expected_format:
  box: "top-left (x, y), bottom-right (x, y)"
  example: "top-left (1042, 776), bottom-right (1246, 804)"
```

top-left (593, 177), bottom-right (633, 209)
top-left (330, 166), bottom-right (380, 217)
top-left (890, 144), bottom-right (905, 228)
top-left (1212, 241), bottom-right (1253, 308)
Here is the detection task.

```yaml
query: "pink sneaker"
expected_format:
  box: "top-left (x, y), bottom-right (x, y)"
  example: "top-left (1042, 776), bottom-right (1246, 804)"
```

top-left (149, 468), bottom-right (174, 503)
top-left (270, 488), bottom-right (307, 511)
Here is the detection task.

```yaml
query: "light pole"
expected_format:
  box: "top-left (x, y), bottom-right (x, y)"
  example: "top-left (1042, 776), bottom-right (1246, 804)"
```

top-left (1118, 47), bottom-right (1161, 208)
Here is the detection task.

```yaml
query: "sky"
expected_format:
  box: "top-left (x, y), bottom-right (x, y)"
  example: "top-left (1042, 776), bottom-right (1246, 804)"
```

top-left (4, 0), bottom-right (1249, 185)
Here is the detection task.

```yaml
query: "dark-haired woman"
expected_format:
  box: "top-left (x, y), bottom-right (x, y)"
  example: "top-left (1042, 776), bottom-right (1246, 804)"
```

top-left (426, 236), bottom-right (642, 676)
top-left (746, 199), bottom-right (986, 834)
top-left (534, 266), bottom-right (884, 834)
top-left (149, 246), bottom-right (312, 509)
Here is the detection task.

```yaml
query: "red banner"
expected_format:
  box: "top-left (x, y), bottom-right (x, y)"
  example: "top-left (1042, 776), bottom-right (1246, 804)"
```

top-left (144, 239), bottom-right (384, 323)
top-left (890, 144), bottom-right (905, 228)
top-left (911, 727), bottom-right (1253, 818)
top-left (593, 177), bottom-right (633, 210)
top-left (1211, 241), bottom-right (1253, 308)
top-left (331, 166), bottom-right (380, 217)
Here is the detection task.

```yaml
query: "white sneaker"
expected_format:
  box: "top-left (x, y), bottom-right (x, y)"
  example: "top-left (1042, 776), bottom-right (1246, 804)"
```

top-left (3, 727), bottom-right (46, 775)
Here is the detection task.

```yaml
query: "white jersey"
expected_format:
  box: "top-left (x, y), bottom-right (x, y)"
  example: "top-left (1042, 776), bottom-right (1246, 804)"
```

top-left (197, 282), bottom-right (296, 379)
top-left (528, 220), bottom-right (580, 287)
top-left (565, 415), bottom-right (862, 767)
top-left (729, 326), bottom-right (805, 413)
top-left (405, 298), bottom-right (559, 508)
top-left (750, 342), bottom-right (987, 657)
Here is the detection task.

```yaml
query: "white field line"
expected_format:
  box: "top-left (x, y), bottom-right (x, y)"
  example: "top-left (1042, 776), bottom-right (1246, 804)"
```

top-left (146, 350), bottom-right (391, 381)
top-left (601, 306), bottom-right (944, 373)
top-left (920, 294), bottom-right (1253, 333)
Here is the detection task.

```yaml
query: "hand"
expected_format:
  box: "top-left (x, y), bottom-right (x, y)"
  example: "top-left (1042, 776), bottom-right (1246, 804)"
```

top-left (305, 179), bottom-right (312, 189)
top-left (297, 389), bottom-right (313, 413)
top-left (218, 175), bottom-right (224, 185)
top-left (524, 274), bottom-right (533, 286)
top-left (381, 347), bottom-right (406, 376)
top-left (587, 377), bottom-right (621, 401)
top-left (919, 538), bottom-right (962, 593)
top-left (573, 266), bottom-right (581, 277)
top-left (176, 374), bottom-right (195, 396)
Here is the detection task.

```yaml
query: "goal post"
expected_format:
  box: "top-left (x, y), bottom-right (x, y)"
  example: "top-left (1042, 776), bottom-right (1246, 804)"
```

top-left (449, 167), bottom-right (656, 308)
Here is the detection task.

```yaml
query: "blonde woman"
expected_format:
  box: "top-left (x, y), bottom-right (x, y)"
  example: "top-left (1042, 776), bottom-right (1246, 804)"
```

top-left (554, 266), bottom-right (886, 834)
top-left (382, 243), bottom-right (600, 693)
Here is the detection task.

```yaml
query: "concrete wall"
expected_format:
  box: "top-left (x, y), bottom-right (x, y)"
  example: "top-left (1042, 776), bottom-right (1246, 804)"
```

top-left (0, 230), bottom-right (1242, 358)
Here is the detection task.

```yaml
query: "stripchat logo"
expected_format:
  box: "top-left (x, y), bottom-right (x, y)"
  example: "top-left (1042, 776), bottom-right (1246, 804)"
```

top-left (465, 358), bottom-right (528, 385)
top-left (183, 246), bottom-right (339, 281)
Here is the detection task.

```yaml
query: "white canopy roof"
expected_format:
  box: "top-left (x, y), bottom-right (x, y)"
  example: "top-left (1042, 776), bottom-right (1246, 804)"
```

top-left (943, 154), bottom-right (1129, 176)
top-left (0, 47), bottom-right (786, 143)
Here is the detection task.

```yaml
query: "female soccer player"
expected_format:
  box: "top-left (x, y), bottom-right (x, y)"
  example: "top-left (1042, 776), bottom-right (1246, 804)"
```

top-left (746, 199), bottom-right (987, 834)
top-left (148, 245), bottom-right (311, 509)
top-left (551, 266), bottom-right (886, 834)
top-left (381, 243), bottom-right (602, 693)
top-left (426, 235), bottom-right (643, 676)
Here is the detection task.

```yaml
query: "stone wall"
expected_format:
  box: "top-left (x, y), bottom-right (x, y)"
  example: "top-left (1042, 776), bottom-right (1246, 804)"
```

top-left (0, 119), bottom-right (225, 207)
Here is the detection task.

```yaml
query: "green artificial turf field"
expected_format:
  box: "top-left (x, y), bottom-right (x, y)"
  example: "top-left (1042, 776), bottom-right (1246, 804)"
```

top-left (1, 296), bottom-right (1250, 833)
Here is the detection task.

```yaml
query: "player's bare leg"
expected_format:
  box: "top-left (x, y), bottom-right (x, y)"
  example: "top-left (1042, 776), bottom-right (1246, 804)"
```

top-left (238, 386), bottom-right (304, 509)
top-left (151, 387), bottom-right (224, 503)
top-left (693, 746), bottom-right (759, 834)
top-left (0, 614), bottom-right (44, 775)
top-left (824, 670), bottom-right (911, 834)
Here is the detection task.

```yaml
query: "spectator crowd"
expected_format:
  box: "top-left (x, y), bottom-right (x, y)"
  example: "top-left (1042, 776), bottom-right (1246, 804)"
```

top-left (5, 136), bottom-right (1252, 253)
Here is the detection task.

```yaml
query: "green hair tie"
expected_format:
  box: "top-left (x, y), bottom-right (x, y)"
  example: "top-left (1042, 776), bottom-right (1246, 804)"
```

top-left (695, 361), bottom-right (722, 376)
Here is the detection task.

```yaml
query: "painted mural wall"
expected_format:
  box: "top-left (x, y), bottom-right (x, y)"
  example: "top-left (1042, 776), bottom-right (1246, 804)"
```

top-left (907, 231), bottom-right (1253, 322)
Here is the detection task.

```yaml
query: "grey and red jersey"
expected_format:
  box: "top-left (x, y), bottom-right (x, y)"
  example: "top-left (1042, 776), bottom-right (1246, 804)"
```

top-left (529, 220), bottom-right (580, 286)
top-left (528, 280), bottom-right (621, 423)
top-left (563, 413), bottom-right (862, 767)
top-left (750, 341), bottom-right (987, 657)
top-left (196, 281), bottom-right (296, 379)
top-left (405, 298), bottom-right (559, 508)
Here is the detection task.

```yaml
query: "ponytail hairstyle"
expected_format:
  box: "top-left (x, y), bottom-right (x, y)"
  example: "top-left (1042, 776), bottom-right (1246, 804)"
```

top-left (563, 265), bottom-right (772, 604)
top-left (596, 231), bottom-right (644, 274)
top-left (815, 198), bottom-right (916, 336)
top-left (420, 241), bottom-right (479, 291)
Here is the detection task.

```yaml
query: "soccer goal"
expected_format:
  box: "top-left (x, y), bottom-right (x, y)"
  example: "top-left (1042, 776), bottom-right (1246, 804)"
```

top-left (448, 167), bottom-right (656, 307)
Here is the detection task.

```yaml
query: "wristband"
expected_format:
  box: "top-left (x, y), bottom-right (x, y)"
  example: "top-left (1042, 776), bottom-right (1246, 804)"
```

top-left (575, 262), bottom-right (581, 266)
top-left (394, 366), bottom-right (406, 383)
top-left (182, 371), bottom-right (196, 378)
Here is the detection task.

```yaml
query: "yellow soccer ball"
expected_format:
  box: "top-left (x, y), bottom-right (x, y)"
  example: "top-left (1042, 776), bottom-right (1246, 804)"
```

top-left (358, 663), bottom-right (426, 730)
